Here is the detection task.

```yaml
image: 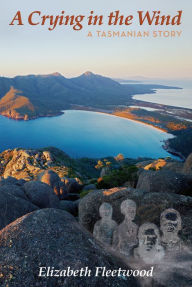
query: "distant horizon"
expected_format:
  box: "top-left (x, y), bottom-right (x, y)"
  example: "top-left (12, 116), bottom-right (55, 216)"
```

top-left (0, 71), bottom-right (191, 82)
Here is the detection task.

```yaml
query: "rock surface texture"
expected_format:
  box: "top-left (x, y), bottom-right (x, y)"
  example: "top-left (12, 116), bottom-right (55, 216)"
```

top-left (0, 209), bottom-right (138, 287)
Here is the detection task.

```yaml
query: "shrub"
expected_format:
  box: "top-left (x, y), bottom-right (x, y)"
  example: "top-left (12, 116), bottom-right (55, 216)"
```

top-left (97, 165), bottom-right (138, 189)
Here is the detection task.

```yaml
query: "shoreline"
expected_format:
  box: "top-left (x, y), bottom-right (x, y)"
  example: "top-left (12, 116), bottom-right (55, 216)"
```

top-left (0, 105), bottom-right (185, 161)
top-left (0, 111), bottom-right (64, 121)
top-left (112, 112), bottom-right (168, 133)
top-left (68, 107), bottom-right (185, 160)
top-left (69, 106), bottom-right (168, 133)
top-left (162, 140), bottom-right (185, 161)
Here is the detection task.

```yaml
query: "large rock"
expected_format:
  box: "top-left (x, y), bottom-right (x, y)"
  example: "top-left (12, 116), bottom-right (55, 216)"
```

top-left (0, 190), bottom-right (38, 230)
top-left (63, 177), bottom-right (83, 194)
top-left (79, 187), bottom-right (192, 244)
top-left (139, 159), bottom-right (167, 170)
top-left (0, 209), bottom-right (138, 287)
top-left (24, 181), bottom-right (60, 208)
top-left (0, 176), bottom-right (19, 186)
top-left (162, 161), bottom-right (184, 174)
top-left (137, 159), bottom-right (184, 174)
top-left (40, 170), bottom-right (61, 197)
top-left (59, 200), bottom-right (79, 216)
top-left (0, 184), bottom-right (27, 199)
top-left (136, 170), bottom-right (192, 195)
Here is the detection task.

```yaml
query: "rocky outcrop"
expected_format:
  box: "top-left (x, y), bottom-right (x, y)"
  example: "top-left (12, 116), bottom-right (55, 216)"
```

top-left (141, 159), bottom-right (167, 170)
top-left (137, 154), bottom-right (192, 176)
top-left (40, 170), bottom-right (62, 197)
top-left (0, 209), bottom-right (138, 287)
top-left (136, 170), bottom-right (192, 195)
top-left (39, 171), bottom-right (83, 199)
top-left (24, 181), bottom-right (60, 208)
top-left (2, 149), bottom-right (43, 180)
top-left (137, 158), bottom-right (184, 174)
top-left (1, 144), bottom-right (192, 286)
top-left (62, 177), bottom-right (83, 194)
top-left (42, 151), bottom-right (54, 166)
top-left (0, 148), bottom-right (74, 181)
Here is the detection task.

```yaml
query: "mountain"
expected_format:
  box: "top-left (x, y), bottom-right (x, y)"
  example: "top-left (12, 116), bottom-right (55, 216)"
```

top-left (0, 72), bottom-right (178, 120)
top-left (72, 71), bottom-right (121, 90)
top-left (0, 87), bottom-right (34, 120)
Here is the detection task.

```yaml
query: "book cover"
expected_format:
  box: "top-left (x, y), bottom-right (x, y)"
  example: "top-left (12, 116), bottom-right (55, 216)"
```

top-left (0, 0), bottom-right (191, 286)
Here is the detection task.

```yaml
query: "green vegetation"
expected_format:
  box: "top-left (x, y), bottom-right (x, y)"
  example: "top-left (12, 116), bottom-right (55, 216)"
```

top-left (114, 107), bottom-right (192, 158)
top-left (95, 159), bottom-right (112, 169)
top-left (97, 165), bottom-right (138, 189)
top-left (80, 189), bottom-right (94, 198)
top-left (168, 129), bottom-right (192, 158)
top-left (117, 108), bottom-right (192, 133)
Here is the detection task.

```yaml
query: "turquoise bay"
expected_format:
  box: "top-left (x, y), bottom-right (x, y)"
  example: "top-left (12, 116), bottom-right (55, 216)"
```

top-left (0, 110), bottom-right (174, 159)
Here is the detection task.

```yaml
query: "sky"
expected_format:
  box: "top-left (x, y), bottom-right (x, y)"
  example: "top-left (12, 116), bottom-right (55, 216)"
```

top-left (0, 0), bottom-right (191, 79)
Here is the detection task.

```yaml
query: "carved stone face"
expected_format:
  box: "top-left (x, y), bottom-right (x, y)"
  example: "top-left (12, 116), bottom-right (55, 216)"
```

top-left (99, 202), bottom-right (112, 219)
top-left (120, 199), bottom-right (136, 220)
top-left (160, 209), bottom-right (181, 235)
top-left (138, 223), bottom-right (160, 251)
top-left (143, 228), bottom-right (157, 251)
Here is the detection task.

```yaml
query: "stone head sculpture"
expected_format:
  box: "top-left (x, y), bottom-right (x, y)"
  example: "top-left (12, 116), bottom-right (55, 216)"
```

top-left (112, 199), bottom-right (138, 256)
top-left (138, 223), bottom-right (160, 251)
top-left (120, 199), bottom-right (137, 221)
top-left (93, 202), bottom-right (117, 246)
top-left (99, 202), bottom-right (113, 220)
top-left (160, 208), bottom-right (182, 236)
top-left (135, 222), bottom-right (164, 264)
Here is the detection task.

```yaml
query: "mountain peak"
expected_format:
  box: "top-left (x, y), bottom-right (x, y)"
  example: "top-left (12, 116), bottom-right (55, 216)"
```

top-left (83, 71), bottom-right (94, 76)
top-left (39, 72), bottom-right (63, 78)
top-left (50, 72), bottom-right (62, 77)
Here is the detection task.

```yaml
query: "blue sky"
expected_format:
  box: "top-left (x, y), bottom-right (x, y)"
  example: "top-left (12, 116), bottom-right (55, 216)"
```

top-left (0, 0), bottom-right (191, 79)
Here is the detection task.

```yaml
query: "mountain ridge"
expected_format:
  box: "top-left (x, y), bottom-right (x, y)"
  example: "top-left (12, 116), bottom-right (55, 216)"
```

top-left (0, 72), bottom-right (179, 120)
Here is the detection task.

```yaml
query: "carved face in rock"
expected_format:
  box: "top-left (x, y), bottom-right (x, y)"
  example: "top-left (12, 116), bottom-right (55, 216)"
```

top-left (99, 202), bottom-right (113, 219)
top-left (160, 208), bottom-right (181, 235)
top-left (120, 199), bottom-right (136, 221)
top-left (139, 223), bottom-right (160, 251)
